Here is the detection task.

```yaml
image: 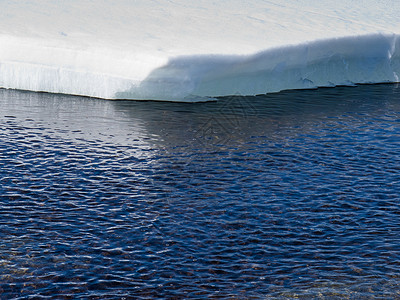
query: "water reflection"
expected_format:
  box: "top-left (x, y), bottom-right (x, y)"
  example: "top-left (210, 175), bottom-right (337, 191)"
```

top-left (0, 88), bottom-right (156, 159)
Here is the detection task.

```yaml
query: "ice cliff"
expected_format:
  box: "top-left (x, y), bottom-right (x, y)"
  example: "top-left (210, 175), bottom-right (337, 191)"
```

top-left (0, 0), bottom-right (399, 101)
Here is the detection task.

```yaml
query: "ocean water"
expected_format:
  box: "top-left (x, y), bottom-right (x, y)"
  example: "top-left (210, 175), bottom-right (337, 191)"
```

top-left (1, 84), bottom-right (400, 299)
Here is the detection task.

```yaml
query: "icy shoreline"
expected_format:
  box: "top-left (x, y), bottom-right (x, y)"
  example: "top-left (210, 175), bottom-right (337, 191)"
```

top-left (1, 0), bottom-right (399, 102)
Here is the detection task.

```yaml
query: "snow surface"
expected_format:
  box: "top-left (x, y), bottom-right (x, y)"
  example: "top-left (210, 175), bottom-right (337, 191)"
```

top-left (0, 0), bottom-right (399, 101)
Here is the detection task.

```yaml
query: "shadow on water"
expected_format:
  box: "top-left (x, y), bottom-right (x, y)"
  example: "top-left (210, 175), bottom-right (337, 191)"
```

top-left (110, 83), bottom-right (400, 150)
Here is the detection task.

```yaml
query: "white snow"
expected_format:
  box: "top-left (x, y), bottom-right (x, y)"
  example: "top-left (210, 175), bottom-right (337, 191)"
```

top-left (0, 0), bottom-right (399, 101)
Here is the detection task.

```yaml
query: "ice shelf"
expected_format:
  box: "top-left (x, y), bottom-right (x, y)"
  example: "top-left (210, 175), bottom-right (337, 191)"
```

top-left (0, 0), bottom-right (399, 101)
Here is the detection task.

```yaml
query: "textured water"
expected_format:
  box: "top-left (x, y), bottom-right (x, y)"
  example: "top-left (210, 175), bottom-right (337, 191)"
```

top-left (1, 84), bottom-right (400, 299)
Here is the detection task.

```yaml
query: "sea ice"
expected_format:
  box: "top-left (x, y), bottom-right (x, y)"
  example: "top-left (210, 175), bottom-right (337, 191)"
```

top-left (0, 0), bottom-right (399, 101)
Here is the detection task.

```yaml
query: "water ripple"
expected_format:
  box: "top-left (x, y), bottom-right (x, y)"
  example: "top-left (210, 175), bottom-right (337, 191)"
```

top-left (1, 85), bottom-right (400, 298)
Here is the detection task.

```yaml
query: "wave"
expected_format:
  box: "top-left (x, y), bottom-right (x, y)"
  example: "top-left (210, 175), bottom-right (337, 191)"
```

top-left (1, 33), bottom-right (399, 102)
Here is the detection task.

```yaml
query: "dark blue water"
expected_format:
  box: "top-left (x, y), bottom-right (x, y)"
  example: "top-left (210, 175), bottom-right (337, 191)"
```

top-left (1, 84), bottom-right (400, 299)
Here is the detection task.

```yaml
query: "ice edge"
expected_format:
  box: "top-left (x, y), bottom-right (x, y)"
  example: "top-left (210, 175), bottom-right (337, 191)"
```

top-left (1, 33), bottom-right (399, 102)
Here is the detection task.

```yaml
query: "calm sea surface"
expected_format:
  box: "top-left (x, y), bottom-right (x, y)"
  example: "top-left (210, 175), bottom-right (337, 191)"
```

top-left (1, 84), bottom-right (400, 299)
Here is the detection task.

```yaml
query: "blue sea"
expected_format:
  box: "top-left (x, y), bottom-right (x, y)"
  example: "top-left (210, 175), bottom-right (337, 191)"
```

top-left (1, 84), bottom-right (400, 298)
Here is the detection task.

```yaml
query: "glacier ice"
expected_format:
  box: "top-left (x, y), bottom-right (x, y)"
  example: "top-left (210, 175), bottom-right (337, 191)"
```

top-left (0, 0), bottom-right (399, 102)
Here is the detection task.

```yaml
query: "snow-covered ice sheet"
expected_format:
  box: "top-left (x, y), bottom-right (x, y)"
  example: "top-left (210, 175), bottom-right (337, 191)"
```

top-left (0, 0), bottom-right (399, 101)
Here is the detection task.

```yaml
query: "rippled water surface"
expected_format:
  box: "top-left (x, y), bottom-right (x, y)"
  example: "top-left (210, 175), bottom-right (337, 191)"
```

top-left (1, 85), bottom-right (400, 299)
